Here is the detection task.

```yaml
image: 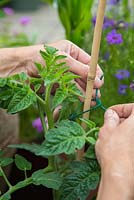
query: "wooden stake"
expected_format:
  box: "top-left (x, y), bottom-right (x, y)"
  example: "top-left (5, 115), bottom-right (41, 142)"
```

top-left (77, 0), bottom-right (107, 160)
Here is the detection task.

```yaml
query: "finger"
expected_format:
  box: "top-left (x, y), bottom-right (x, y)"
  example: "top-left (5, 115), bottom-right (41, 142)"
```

top-left (76, 77), bottom-right (103, 91)
top-left (75, 78), bottom-right (86, 90)
top-left (94, 76), bottom-right (104, 89)
top-left (110, 103), bottom-right (134, 119)
top-left (74, 80), bottom-right (101, 103)
top-left (49, 41), bottom-right (104, 87)
top-left (92, 89), bottom-right (101, 99)
top-left (91, 100), bottom-right (97, 107)
top-left (53, 105), bottom-right (61, 122)
top-left (103, 109), bottom-right (120, 129)
top-left (90, 90), bottom-right (101, 107)
top-left (66, 55), bottom-right (104, 87)
top-left (74, 81), bottom-right (85, 102)
top-left (64, 54), bottom-right (89, 83)
top-left (58, 50), bottom-right (103, 87)
top-left (51, 40), bottom-right (91, 64)
top-left (96, 65), bottom-right (103, 78)
top-left (65, 40), bottom-right (91, 64)
top-left (51, 83), bottom-right (59, 95)
top-left (119, 106), bottom-right (134, 129)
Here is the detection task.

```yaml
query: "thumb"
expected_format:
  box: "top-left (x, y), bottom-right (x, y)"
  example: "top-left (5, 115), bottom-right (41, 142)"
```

top-left (104, 109), bottom-right (120, 129)
top-left (121, 106), bottom-right (134, 129)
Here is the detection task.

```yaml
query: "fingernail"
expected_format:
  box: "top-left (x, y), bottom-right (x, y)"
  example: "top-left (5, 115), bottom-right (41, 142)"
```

top-left (95, 77), bottom-right (102, 85)
top-left (105, 109), bottom-right (114, 117)
top-left (100, 74), bottom-right (104, 80)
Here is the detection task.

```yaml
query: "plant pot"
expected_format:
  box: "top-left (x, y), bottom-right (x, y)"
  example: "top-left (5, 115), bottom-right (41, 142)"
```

top-left (10, 0), bottom-right (41, 11)
top-left (0, 109), bottom-right (19, 192)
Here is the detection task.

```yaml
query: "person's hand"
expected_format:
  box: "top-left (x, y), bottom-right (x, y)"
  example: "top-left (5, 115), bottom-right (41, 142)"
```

top-left (49, 40), bottom-right (103, 90)
top-left (27, 40), bottom-right (103, 102)
top-left (96, 103), bottom-right (134, 199)
top-left (0, 40), bottom-right (103, 103)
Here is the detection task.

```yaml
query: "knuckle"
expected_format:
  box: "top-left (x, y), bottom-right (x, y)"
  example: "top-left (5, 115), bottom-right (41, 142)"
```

top-left (63, 39), bottom-right (70, 44)
top-left (98, 127), bottom-right (105, 139)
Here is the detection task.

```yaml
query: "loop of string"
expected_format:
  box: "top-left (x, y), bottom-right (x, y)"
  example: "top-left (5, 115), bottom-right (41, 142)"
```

top-left (69, 75), bottom-right (107, 121)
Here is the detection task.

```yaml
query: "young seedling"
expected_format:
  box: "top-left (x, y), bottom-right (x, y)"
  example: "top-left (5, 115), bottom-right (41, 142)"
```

top-left (0, 46), bottom-right (100, 200)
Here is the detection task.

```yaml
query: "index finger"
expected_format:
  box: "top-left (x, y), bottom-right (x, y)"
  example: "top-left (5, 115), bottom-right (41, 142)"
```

top-left (69, 42), bottom-right (91, 64)
top-left (110, 103), bottom-right (134, 118)
top-left (50, 40), bottom-right (91, 64)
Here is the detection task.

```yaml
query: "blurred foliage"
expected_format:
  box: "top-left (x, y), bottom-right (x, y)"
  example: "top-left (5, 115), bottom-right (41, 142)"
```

top-left (0, 31), bottom-right (35, 48)
top-left (85, 0), bottom-right (134, 126)
top-left (42, 0), bottom-right (94, 47)
top-left (0, 0), bottom-right (10, 6)
top-left (56, 0), bottom-right (93, 47)
top-left (41, 0), bottom-right (54, 4)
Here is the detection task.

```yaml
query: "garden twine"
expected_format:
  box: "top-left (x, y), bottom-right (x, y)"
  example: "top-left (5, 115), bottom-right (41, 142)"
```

top-left (69, 75), bottom-right (107, 121)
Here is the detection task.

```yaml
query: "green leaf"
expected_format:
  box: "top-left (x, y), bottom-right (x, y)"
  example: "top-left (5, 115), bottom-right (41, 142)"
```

top-left (68, 83), bottom-right (83, 97)
top-left (0, 86), bottom-right (13, 101)
top-left (0, 158), bottom-right (13, 167)
top-left (34, 84), bottom-right (41, 92)
top-left (0, 149), bottom-right (4, 157)
top-left (7, 89), bottom-right (36, 114)
top-left (34, 62), bottom-right (43, 72)
top-left (19, 72), bottom-right (28, 82)
top-left (32, 170), bottom-right (62, 190)
top-left (52, 88), bottom-right (67, 109)
top-left (38, 120), bottom-right (85, 156)
top-left (40, 50), bottom-right (49, 61)
top-left (8, 143), bottom-right (42, 157)
top-left (0, 78), bottom-right (7, 87)
top-left (14, 154), bottom-right (32, 171)
top-left (60, 161), bottom-right (100, 200)
top-left (85, 145), bottom-right (96, 159)
top-left (59, 99), bottom-right (81, 121)
top-left (55, 55), bottom-right (67, 61)
top-left (0, 171), bottom-right (3, 176)
top-left (79, 118), bottom-right (96, 129)
top-left (0, 99), bottom-right (10, 110)
top-left (45, 46), bottom-right (58, 55)
top-left (62, 74), bottom-right (80, 83)
top-left (0, 193), bottom-right (11, 200)
top-left (44, 73), bottom-right (58, 86)
top-left (86, 137), bottom-right (96, 145)
top-left (15, 180), bottom-right (29, 189)
top-left (0, 87), bottom-right (14, 110)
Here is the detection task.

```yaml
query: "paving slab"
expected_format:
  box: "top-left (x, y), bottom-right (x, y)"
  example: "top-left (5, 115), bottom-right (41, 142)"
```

top-left (0, 4), bottom-right (65, 44)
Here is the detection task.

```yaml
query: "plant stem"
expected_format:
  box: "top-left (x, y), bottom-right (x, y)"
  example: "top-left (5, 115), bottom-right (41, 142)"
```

top-left (44, 85), bottom-right (58, 200)
top-left (45, 85), bottom-right (54, 129)
top-left (0, 177), bottom-right (33, 200)
top-left (85, 127), bottom-right (100, 137)
top-left (36, 85), bottom-right (56, 173)
top-left (36, 85), bottom-right (58, 199)
top-left (37, 100), bottom-right (47, 135)
top-left (0, 166), bottom-right (12, 189)
top-left (35, 93), bottom-right (46, 107)
top-left (24, 169), bottom-right (27, 179)
top-left (77, 0), bottom-right (106, 160)
top-left (0, 165), bottom-right (55, 200)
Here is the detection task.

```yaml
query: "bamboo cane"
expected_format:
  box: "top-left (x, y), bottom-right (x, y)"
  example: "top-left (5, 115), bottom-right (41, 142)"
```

top-left (77, 0), bottom-right (107, 160)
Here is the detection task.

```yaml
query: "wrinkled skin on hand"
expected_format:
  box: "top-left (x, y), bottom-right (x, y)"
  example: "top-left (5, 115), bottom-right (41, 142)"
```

top-left (96, 103), bottom-right (134, 193)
